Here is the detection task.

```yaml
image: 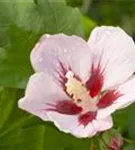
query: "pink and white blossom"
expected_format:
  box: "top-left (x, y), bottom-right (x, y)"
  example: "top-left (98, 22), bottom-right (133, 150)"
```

top-left (18, 26), bottom-right (135, 138)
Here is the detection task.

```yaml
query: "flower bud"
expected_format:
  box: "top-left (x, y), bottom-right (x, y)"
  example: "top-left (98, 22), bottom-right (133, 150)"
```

top-left (101, 129), bottom-right (123, 150)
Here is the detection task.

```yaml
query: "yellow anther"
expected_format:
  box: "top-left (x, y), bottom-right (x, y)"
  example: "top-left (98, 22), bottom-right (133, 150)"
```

top-left (65, 71), bottom-right (90, 104)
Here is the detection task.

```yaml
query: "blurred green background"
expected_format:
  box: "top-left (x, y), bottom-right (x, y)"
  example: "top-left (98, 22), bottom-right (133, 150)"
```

top-left (0, 0), bottom-right (135, 149)
top-left (67, 0), bottom-right (135, 37)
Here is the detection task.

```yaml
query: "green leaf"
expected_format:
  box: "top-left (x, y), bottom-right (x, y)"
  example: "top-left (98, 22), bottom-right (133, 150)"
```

top-left (126, 103), bottom-right (135, 139)
top-left (81, 15), bottom-right (96, 39)
top-left (122, 145), bottom-right (135, 150)
top-left (0, 0), bottom-right (85, 88)
top-left (113, 103), bottom-right (135, 140)
top-left (113, 108), bottom-right (129, 133)
top-left (0, 88), bottom-right (91, 150)
top-left (66, 0), bottom-right (83, 7)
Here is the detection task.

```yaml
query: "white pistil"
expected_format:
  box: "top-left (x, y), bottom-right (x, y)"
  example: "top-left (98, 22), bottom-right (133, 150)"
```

top-left (65, 71), bottom-right (98, 112)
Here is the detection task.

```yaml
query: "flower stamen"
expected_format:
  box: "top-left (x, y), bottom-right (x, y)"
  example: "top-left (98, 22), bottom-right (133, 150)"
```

top-left (65, 71), bottom-right (98, 111)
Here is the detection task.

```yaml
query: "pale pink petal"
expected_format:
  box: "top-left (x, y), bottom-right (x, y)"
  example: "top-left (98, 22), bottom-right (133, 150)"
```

top-left (47, 112), bottom-right (97, 138)
top-left (92, 116), bottom-right (113, 131)
top-left (88, 26), bottom-right (135, 90)
top-left (18, 72), bottom-right (70, 121)
top-left (31, 34), bottom-right (92, 84)
top-left (97, 76), bottom-right (135, 119)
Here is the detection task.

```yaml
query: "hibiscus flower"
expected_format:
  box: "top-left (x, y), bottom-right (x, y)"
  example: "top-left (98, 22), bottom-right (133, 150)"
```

top-left (18, 26), bottom-right (135, 138)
